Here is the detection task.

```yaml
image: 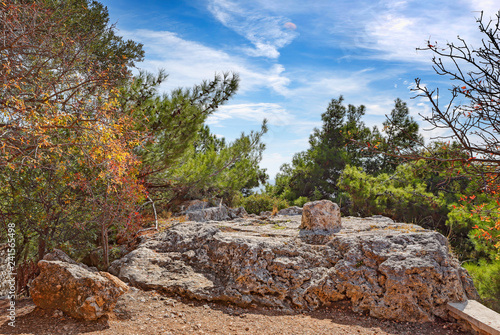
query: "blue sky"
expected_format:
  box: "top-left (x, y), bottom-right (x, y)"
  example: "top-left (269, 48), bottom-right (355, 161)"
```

top-left (101, 0), bottom-right (498, 179)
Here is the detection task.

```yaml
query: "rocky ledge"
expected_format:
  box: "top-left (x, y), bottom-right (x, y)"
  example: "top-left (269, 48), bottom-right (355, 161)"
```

top-left (109, 214), bottom-right (478, 322)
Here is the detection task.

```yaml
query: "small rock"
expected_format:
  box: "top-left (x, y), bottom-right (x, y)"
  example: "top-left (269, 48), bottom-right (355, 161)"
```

top-left (300, 200), bottom-right (341, 232)
top-left (164, 299), bottom-right (176, 306)
top-left (228, 206), bottom-right (248, 219)
top-left (52, 309), bottom-right (63, 317)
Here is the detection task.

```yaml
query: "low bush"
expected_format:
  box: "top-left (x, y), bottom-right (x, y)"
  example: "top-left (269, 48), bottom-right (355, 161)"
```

top-left (293, 196), bottom-right (309, 207)
top-left (464, 260), bottom-right (500, 313)
top-left (236, 193), bottom-right (289, 215)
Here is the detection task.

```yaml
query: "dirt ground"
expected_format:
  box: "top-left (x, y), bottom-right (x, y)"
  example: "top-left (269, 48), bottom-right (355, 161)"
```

top-left (0, 288), bottom-right (472, 335)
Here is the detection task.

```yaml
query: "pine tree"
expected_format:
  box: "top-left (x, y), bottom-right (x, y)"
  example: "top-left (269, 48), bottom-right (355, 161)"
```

top-left (380, 98), bottom-right (423, 172)
top-left (273, 96), bottom-right (376, 201)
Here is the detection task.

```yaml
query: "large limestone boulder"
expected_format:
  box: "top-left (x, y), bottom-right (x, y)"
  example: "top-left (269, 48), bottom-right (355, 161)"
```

top-left (300, 200), bottom-right (341, 232)
top-left (31, 251), bottom-right (128, 320)
top-left (110, 215), bottom-right (478, 322)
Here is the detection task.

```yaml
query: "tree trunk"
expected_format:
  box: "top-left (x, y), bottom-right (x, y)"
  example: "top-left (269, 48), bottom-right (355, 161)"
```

top-left (37, 235), bottom-right (46, 262)
top-left (101, 226), bottom-right (109, 269)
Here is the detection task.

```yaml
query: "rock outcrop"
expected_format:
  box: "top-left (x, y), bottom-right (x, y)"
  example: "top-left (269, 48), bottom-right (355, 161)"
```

top-left (186, 205), bottom-right (247, 222)
top-left (109, 215), bottom-right (478, 322)
top-left (180, 200), bottom-right (210, 212)
top-left (229, 206), bottom-right (248, 219)
top-left (31, 250), bottom-right (128, 320)
top-left (278, 206), bottom-right (303, 216)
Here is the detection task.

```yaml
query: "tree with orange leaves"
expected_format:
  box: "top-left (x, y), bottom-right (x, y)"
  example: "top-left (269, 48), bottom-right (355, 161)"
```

top-left (0, 0), bottom-right (145, 267)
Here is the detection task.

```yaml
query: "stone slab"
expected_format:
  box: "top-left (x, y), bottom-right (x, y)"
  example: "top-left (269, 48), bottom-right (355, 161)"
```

top-left (110, 214), bottom-right (478, 322)
top-left (448, 300), bottom-right (500, 335)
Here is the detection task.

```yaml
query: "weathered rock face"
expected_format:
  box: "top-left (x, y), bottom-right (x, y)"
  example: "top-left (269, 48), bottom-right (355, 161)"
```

top-left (300, 200), bottom-right (341, 232)
top-left (186, 205), bottom-right (247, 222)
top-left (229, 206), bottom-right (248, 219)
top-left (31, 251), bottom-right (128, 320)
top-left (109, 215), bottom-right (478, 322)
top-left (180, 200), bottom-right (210, 212)
top-left (187, 206), bottom-right (230, 222)
top-left (278, 206), bottom-right (303, 216)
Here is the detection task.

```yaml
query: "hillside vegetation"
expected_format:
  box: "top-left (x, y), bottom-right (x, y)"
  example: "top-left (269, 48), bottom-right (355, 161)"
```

top-left (1, 0), bottom-right (499, 312)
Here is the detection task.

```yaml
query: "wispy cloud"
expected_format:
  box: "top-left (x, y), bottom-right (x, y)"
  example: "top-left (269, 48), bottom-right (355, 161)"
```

top-left (105, 0), bottom-right (500, 179)
top-left (205, 102), bottom-right (322, 144)
top-left (280, 67), bottom-right (402, 116)
top-left (206, 103), bottom-right (292, 126)
top-left (349, 0), bottom-right (497, 63)
top-left (207, 0), bottom-right (299, 58)
top-left (260, 152), bottom-right (293, 178)
top-left (121, 29), bottom-right (292, 95)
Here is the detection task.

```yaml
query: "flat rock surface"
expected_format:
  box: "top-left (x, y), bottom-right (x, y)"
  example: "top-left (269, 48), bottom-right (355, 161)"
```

top-left (109, 215), bottom-right (478, 323)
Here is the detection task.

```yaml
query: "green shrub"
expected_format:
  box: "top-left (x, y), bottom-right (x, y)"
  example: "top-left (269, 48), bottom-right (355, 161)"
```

top-left (236, 193), bottom-right (289, 215)
top-left (293, 196), bottom-right (309, 207)
top-left (338, 164), bottom-right (447, 226)
top-left (464, 260), bottom-right (500, 313)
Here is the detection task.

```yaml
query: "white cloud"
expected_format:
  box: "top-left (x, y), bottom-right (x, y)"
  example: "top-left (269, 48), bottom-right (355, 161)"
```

top-left (205, 102), bottom-right (321, 146)
top-left (207, 0), bottom-right (299, 58)
top-left (469, 1), bottom-right (499, 18)
top-left (364, 102), bottom-right (394, 117)
top-left (206, 103), bottom-right (292, 126)
top-left (260, 152), bottom-right (292, 180)
top-left (267, 64), bottom-right (291, 95)
top-left (309, 0), bottom-right (497, 64)
top-left (284, 72), bottom-right (371, 106)
top-left (280, 67), bottom-right (401, 115)
top-left (122, 29), bottom-right (292, 95)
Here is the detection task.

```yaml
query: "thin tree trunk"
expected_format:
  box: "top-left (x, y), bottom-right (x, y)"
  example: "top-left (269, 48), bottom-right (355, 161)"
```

top-left (101, 226), bottom-right (109, 269)
top-left (37, 227), bottom-right (49, 261)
